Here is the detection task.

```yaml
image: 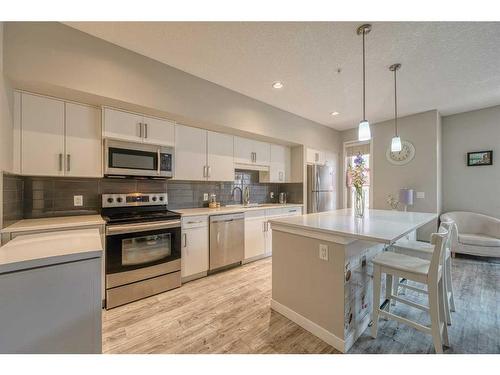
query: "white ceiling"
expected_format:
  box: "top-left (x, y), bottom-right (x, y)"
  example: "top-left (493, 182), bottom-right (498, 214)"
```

top-left (65, 22), bottom-right (500, 131)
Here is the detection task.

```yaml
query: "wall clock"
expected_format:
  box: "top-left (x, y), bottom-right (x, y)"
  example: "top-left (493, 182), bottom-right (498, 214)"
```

top-left (386, 140), bottom-right (415, 165)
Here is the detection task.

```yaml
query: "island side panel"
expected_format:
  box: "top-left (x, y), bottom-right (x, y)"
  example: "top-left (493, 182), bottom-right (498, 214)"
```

top-left (271, 229), bottom-right (346, 350)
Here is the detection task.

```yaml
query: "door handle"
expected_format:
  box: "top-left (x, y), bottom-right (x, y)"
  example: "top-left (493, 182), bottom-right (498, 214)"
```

top-left (66, 154), bottom-right (71, 172)
top-left (144, 123), bottom-right (148, 139)
top-left (139, 123), bottom-right (143, 138)
top-left (217, 231), bottom-right (220, 244)
top-left (183, 233), bottom-right (187, 248)
top-left (59, 153), bottom-right (63, 172)
top-left (203, 165), bottom-right (207, 177)
top-left (157, 149), bottom-right (161, 175)
top-left (207, 166), bottom-right (211, 178)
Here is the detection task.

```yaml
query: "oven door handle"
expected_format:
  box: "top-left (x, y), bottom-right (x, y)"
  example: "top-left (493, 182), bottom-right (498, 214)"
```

top-left (106, 220), bottom-right (181, 235)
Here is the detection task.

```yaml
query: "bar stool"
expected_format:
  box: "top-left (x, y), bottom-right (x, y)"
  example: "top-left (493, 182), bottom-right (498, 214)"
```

top-left (371, 231), bottom-right (449, 353)
top-left (392, 221), bottom-right (456, 324)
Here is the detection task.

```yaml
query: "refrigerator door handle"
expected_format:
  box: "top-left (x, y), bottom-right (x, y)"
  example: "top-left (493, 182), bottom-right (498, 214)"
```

top-left (316, 191), bottom-right (320, 212)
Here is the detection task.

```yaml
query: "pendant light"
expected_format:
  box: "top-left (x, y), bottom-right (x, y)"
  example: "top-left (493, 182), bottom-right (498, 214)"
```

top-left (357, 24), bottom-right (372, 141)
top-left (389, 63), bottom-right (402, 152)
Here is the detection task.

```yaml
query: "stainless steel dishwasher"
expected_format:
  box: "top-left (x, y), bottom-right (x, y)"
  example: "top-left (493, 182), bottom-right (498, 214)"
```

top-left (209, 213), bottom-right (245, 271)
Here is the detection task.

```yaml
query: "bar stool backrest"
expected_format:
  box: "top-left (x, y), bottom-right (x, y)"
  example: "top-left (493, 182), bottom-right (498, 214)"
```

top-left (429, 230), bottom-right (448, 282)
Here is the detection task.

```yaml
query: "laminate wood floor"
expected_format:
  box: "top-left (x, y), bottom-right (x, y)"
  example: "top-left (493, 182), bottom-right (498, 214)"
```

top-left (102, 255), bottom-right (499, 354)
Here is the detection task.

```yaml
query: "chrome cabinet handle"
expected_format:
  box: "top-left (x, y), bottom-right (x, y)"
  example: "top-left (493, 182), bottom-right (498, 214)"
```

top-left (315, 152), bottom-right (319, 162)
top-left (139, 123), bottom-right (143, 138)
top-left (207, 166), bottom-right (211, 178)
top-left (66, 154), bottom-right (71, 172)
top-left (144, 123), bottom-right (148, 139)
top-left (203, 165), bottom-right (207, 177)
top-left (59, 153), bottom-right (63, 171)
top-left (217, 231), bottom-right (220, 244)
top-left (183, 233), bottom-right (187, 248)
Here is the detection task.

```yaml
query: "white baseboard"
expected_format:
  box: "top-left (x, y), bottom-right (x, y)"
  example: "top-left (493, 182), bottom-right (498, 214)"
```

top-left (271, 299), bottom-right (346, 353)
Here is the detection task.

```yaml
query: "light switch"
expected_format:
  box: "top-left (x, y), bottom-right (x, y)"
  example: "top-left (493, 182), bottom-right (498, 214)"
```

top-left (319, 244), bottom-right (329, 261)
top-left (416, 192), bottom-right (425, 199)
top-left (74, 195), bottom-right (83, 207)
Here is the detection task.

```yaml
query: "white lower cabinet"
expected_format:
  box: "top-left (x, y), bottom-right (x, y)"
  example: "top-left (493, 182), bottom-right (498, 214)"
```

top-left (181, 216), bottom-right (209, 281)
top-left (245, 206), bottom-right (303, 260)
top-left (244, 210), bottom-right (267, 260)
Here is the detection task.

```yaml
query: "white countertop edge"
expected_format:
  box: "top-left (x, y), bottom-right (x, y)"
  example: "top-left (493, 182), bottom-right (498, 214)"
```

top-left (175, 204), bottom-right (303, 217)
top-left (0, 250), bottom-right (102, 274)
top-left (1, 215), bottom-right (105, 234)
top-left (269, 213), bottom-right (437, 244)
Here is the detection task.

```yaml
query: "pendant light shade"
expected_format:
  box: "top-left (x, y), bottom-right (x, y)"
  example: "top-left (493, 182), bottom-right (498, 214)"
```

top-left (357, 24), bottom-right (372, 141)
top-left (389, 63), bottom-right (402, 152)
top-left (391, 136), bottom-right (402, 152)
top-left (358, 120), bottom-right (371, 141)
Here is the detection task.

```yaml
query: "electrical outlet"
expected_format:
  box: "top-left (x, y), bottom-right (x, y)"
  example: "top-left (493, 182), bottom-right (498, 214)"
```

top-left (203, 193), bottom-right (209, 201)
top-left (319, 244), bottom-right (329, 261)
top-left (74, 195), bottom-right (83, 207)
top-left (416, 191), bottom-right (425, 199)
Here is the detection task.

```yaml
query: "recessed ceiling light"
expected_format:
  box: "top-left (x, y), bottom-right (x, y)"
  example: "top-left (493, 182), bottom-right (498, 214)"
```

top-left (272, 81), bottom-right (284, 89)
top-left (330, 111), bottom-right (340, 116)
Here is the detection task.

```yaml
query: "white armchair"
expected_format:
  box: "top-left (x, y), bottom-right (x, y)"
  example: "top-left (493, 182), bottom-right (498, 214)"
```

top-left (440, 211), bottom-right (500, 257)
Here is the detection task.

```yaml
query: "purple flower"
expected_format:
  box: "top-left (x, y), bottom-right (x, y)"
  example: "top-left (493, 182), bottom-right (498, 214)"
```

top-left (354, 153), bottom-right (364, 166)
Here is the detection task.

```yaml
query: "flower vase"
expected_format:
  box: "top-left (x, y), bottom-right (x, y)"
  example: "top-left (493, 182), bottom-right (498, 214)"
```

top-left (354, 190), bottom-right (365, 218)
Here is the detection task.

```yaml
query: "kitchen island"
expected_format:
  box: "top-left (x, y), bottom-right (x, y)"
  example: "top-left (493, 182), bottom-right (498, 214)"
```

top-left (269, 209), bottom-right (437, 353)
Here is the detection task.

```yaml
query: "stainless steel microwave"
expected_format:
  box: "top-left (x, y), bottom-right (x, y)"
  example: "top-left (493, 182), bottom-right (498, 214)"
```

top-left (104, 139), bottom-right (174, 178)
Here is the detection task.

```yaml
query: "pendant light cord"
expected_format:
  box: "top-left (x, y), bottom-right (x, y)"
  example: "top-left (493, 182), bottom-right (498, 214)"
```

top-left (394, 68), bottom-right (398, 136)
top-left (362, 30), bottom-right (366, 122)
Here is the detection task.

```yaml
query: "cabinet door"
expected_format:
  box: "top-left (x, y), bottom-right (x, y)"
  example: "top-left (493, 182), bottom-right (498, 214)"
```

top-left (207, 131), bottom-right (234, 182)
top-left (270, 144), bottom-right (289, 182)
top-left (103, 108), bottom-right (143, 142)
top-left (244, 210), bottom-right (267, 260)
top-left (65, 103), bottom-right (102, 177)
top-left (142, 116), bottom-right (175, 147)
top-left (234, 136), bottom-right (254, 164)
top-left (254, 140), bottom-right (271, 165)
top-left (324, 151), bottom-right (337, 167)
top-left (306, 148), bottom-right (322, 164)
top-left (174, 125), bottom-right (207, 181)
top-left (21, 93), bottom-right (65, 176)
top-left (264, 208), bottom-right (285, 255)
top-left (181, 226), bottom-right (209, 278)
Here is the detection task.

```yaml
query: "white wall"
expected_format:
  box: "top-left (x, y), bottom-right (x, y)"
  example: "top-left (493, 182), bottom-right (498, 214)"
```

top-left (341, 110), bottom-right (441, 240)
top-left (3, 22), bottom-right (340, 154)
top-left (442, 105), bottom-right (500, 218)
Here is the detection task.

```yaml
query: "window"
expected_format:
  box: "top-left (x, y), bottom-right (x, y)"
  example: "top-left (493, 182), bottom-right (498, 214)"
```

top-left (344, 141), bottom-right (371, 210)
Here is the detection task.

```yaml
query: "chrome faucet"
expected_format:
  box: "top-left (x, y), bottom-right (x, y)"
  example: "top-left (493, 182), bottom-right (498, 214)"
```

top-left (231, 186), bottom-right (243, 204)
top-left (243, 186), bottom-right (250, 206)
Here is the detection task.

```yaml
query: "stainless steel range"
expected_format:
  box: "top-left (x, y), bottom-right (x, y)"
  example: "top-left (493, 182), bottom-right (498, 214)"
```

top-left (102, 192), bottom-right (181, 309)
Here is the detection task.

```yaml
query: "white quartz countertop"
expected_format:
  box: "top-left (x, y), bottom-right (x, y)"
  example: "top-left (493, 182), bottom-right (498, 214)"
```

top-left (1, 214), bottom-right (105, 234)
top-left (174, 203), bottom-right (303, 217)
top-left (269, 209), bottom-right (437, 244)
top-left (0, 228), bottom-right (103, 274)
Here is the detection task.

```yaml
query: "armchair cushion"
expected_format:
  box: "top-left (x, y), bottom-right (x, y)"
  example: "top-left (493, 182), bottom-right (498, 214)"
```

top-left (458, 233), bottom-right (500, 248)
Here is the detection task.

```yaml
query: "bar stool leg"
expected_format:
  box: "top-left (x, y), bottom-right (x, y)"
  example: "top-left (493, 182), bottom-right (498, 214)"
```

top-left (371, 265), bottom-right (381, 339)
top-left (446, 256), bottom-right (456, 312)
top-left (439, 277), bottom-right (450, 347)
top-left (428, 282), bottom-right (443, 353)
top-left (385, 273), bottom-right (393, 313)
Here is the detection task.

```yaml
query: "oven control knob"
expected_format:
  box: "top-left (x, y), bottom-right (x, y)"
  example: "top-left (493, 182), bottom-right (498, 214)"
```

top-left (116, 197), bottom-right (123, 203)
top-left (107, 197), bottom-right (114, 204)
top-left (159, 196), bottom-right (164, 201)
top-left (152, 196), bottom-right (158, 202)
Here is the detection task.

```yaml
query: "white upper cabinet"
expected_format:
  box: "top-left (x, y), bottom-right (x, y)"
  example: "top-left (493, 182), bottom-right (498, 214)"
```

top-left (18, 93), bottom-right (101, 177)
top-left (65, 103), bottom-right (102, 177)
top-left (207, 131), bottom-right (234, 182)
top-left (103, 108), bottom-right (143, 142)
top-left (306, 147), bottom-right (326, 165)
top-left (141, 116), bottom-right (175, 147)
top-left (269, 144), bottom-right (290, 182)
top-left (324, 151), bottom-right (337, 167)
top-left (234, 136), bottom-right (270, 166)
top-left (174, 125), bottom-right (207, 181)
top-left (21, 93), bottom-right (65, 176)
top-left (103, 108), bottom-right (174, 146)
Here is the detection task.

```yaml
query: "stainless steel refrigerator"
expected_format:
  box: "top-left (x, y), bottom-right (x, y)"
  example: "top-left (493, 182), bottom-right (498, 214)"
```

top-left (307, 164), bottom-right (336, 213)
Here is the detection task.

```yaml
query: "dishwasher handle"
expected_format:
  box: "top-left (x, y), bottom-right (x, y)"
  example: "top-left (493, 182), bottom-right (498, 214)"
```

top-left (210, 213), bottom-right (244, 223)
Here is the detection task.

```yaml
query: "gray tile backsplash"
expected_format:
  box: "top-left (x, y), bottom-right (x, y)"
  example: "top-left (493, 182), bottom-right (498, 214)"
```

top-left (2, 174), bottom-right (24, 228)
top-left (2, 172), bottom-right (302, 226)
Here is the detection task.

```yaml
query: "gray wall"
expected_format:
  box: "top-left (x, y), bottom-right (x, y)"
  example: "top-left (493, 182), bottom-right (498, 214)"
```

top-left (341, 110), bottom-right (441, 240)
top-left (3, 22), bottom-right (340, 153)
top-left (442, 105), bottom-right (500, 218)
